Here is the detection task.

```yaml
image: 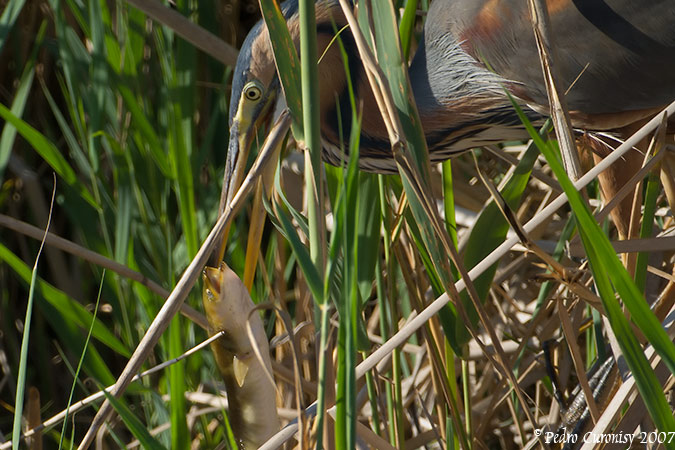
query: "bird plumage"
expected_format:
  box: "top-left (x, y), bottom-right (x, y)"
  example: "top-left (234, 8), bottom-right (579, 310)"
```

top-left (441, 0), bottom-right (675, 119)
top-left (227, 0), bottom-right (675, 173)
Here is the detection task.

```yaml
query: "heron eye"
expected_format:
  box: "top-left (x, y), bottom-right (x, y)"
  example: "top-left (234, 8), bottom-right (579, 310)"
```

top-left (243, 83), bottom-right (263, 102)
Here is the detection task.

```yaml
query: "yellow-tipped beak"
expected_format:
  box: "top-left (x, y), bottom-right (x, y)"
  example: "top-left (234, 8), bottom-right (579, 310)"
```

top-left (216, 86), bottom-right (283, 286)
top-left (216, 88), bottom-right (278, 265)
top-left (215, 120), bottom-right (255, 264)
top-left (242, 134), bottom-right (284, 290)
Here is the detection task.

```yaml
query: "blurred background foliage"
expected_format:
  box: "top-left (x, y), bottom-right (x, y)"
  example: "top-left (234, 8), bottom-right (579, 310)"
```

top-left (0, 0), bottom-right (266, 446)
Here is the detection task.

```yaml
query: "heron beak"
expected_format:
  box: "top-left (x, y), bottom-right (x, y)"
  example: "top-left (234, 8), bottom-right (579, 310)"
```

top-left (215, 94), bottom-right (276, 264)
top-left (218, 105), bottom-right (261, 281)
top-left (222, 115), bottom-right (255, 216)
top-left (242, 96), bottom-right (288, 290)
top-left (212, 121), bottom-right (248, 265)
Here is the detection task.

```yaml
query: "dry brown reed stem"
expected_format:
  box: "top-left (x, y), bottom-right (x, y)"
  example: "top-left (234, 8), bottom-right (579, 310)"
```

top-left (393, 241), bottom-right (467, 442)
top-left (335, 0), bottom-right (402, 148)
top-left (592, 134), bottom-right (666, 226)
top-left (25, 387), bottom-right (42, 450)
top-left (649, 266), bottom-right (675, 285)
top-left (576, 302), bottom-right (675, 450)
top-left (557, 299), bottom-right (600, 422)
top-left (527, 0), bottom-right (581, 181)
top-left (569, 235), bottom-right (675, 258)
top-left (334, 2), bottom-right (544, 445)
top-left (472, 153), bottom-right (604, 311)
top-left (258, 99), bottom-right (675, 450)
top-left (76, 111), bottom-right (292, 450)
top-left (263, 3), bottom-right (543, 449)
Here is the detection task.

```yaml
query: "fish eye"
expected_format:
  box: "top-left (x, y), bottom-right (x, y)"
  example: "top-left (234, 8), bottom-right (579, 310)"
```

top-left (243, 82), bottom-right (263, 102)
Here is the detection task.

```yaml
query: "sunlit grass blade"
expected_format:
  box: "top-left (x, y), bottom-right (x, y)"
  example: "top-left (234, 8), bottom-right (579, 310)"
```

top-left (355, 172), bottom-right (381, 302)
top-left (332, 19), bottom-right (383, 310)
top-left (172, 0), bottom-right (198, 262)
top-left (580, 229), bottom-right (675, 438)
top-left (268, 192), bottom-right (323, 303)
top-left (369, 0), bottom-right (463, 352)
top-left (456, 135), bottom-right (543, 346)
top-left (118, 86), bottom-right (172, 177)
top-left (40, 77), bottom-right (94, 183)
top-left (442, 160), bottom-right (458, 250)
top-left (258, 0), bottom-right (303, 134)
top-left (334, 100), bottom-right (363, 450)
top-left (370, 0), bottom-right (431, 174)
top-left (271, 164), bottom-right (310, 238)
top-left (398, 0), bottom-right (418, 60)
top-left (59, 271), bottom-right (105, 449)
top-left (509, 95), bottom-right (675, 437)
top-left (297, 0), bottom-right (322, 177)
top-left (441, 159), bottom-right (462, 448)
top-left (635, 151), bottom-right (662, 293)
top-left (297, 19), bottom-right (327, 447)
top-left (84, 0), bottom-right (109, 172)
top-left (168, 317), bottom-right (189, 449)
top-left (169, 114), bottom-right (199, 258)
top-left (510, 95), bottom-right (675, 374)
top-left (12, 184), bottom-right (51, 450)
top-left (107, 140), bottom-right (134, 266)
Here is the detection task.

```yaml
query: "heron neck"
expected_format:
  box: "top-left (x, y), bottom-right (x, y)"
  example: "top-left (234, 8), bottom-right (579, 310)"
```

top-left (408, 32), bottom-right (536, 155)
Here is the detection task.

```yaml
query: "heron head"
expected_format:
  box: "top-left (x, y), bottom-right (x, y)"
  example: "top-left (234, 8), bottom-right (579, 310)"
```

top-left (224, 0), bottom-right (391, 186)
top-left (224, 10), bottom-right (289, 205)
